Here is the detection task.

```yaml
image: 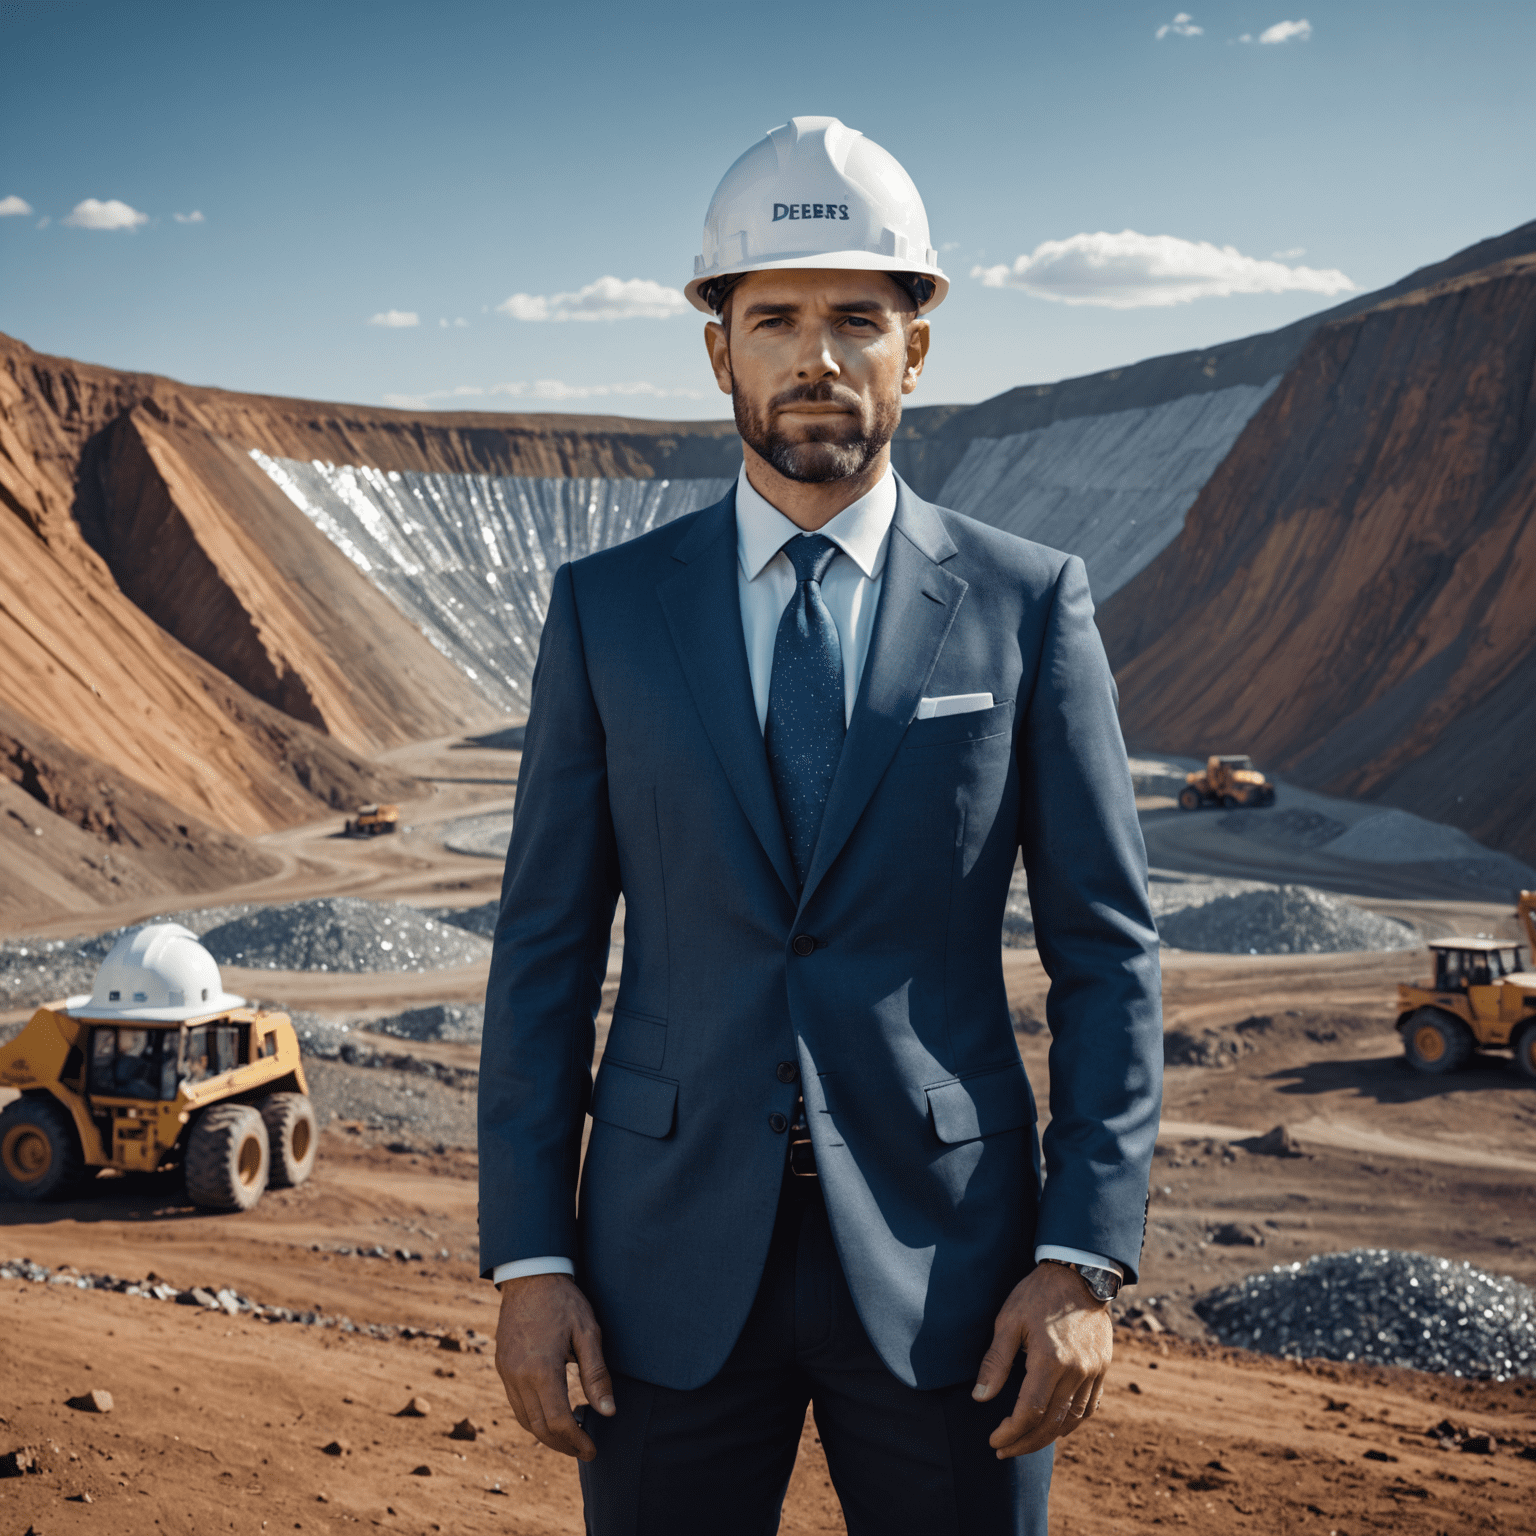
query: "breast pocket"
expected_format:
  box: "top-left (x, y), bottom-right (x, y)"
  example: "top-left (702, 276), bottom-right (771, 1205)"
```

top-left (604, 1008), bottom-right (667, 1071)
top-left (901, 700), bottom-right (1013, 751)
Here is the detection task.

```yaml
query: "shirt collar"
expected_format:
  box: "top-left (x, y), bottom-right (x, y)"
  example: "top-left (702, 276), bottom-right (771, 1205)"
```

top-left (735, 463), bottom-right (897, 583)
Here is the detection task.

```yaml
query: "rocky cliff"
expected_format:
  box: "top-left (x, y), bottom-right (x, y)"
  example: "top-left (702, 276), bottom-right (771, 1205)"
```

top-left (1100, 254), bottom-right (1536, 863)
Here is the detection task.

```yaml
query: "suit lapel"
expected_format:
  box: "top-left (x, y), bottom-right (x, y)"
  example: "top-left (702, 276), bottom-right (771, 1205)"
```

top-left (657, 491), bottom-right (799, 900)
top-left (797, 479), bottom-right (966, 911)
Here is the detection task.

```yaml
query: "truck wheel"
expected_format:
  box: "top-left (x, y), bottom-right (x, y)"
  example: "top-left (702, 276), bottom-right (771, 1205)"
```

top-left (1514, 1023), bottom-right (1536, 1081)
top-left (0, 1097), bottom-right (84, 1202)
top-left (186, 1104), bottom-right (269, 1211)
top-left (1402, 1008), bottom-right (1474, 1074)
top-left (1178, 787), bottom-right (1201, 811)
top-left (259, 1094), bottom-right (318, 1187)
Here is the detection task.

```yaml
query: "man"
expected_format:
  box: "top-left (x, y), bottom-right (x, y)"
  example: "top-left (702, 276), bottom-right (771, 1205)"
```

top-left (480, 116), bottom-right (1162, 1534)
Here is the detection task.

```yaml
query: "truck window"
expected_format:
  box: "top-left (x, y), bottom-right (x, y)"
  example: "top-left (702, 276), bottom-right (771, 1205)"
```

top-left (88, 1026), bottom-right (178, 1101)
top-left (182, 1022), bottom-right (242, 1082)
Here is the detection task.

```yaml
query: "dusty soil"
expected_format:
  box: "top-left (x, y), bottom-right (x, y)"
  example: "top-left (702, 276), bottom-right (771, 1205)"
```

top-left (4, 737), bottom-right (1536, 1532)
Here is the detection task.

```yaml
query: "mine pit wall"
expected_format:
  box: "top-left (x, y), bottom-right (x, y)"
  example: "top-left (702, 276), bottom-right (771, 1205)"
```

top-left (1100, 256), bottom-right (1536, 866)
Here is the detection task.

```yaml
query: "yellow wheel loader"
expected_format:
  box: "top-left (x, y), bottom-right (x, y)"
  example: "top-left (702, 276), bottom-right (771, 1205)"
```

top-left (1177, 755), bottom-right (1276, 811)
top-left (345, 803), bottom-right (400, 837)
top-left (1396, 892), bottom-right (1536, 1080)
top-left (0, 924), bottom-right (316, 1208)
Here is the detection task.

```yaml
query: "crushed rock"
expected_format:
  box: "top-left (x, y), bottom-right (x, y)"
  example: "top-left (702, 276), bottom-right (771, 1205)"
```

top-left (423, 902), bottom-right (499, 938)
top-left (1195, 1249), bottom-right (1536, 1379)
top-left (1218, 808), bottom-right (1346, 849)
top-left (1156, 885), bottom-right (1417, 955)
top-left (199, 898), bottom-right (490, 973)
top-left (365, 1003), bottom-right (484, 1044)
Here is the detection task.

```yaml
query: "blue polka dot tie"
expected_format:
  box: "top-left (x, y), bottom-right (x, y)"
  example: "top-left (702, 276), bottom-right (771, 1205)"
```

top-left (766, 534), bottom-right (846, 889)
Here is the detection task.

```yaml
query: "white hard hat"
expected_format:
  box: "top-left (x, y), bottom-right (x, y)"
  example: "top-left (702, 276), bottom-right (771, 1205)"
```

top-left (65, 923), bottom-right (245, 1021)
top-left (685, 116), bottom-right (948, 315)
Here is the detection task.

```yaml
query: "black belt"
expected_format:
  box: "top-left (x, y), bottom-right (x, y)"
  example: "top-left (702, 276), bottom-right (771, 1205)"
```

top-left (788, 1092), bottom-right (818, 1177)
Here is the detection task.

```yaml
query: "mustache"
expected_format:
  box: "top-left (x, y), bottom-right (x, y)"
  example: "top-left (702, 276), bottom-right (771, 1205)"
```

top-left (769, 381), bottom-right (865, 414)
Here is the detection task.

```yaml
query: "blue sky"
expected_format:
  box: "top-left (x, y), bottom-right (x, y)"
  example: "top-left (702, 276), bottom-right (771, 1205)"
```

top-left (2, 0), bottom-right (1531, 419)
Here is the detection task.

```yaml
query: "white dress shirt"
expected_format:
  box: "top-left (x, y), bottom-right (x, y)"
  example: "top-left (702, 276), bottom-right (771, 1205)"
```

top-left (493, 466), bottom-right (1120, 1288)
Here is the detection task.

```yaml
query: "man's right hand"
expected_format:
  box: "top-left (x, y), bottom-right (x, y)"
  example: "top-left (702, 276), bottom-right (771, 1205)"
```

top-left (494, 1272), bottom-right (615, 1461)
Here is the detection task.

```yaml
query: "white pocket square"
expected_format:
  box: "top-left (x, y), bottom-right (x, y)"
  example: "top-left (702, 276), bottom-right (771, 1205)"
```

top-left (914, 693), bottom-right (994, 721)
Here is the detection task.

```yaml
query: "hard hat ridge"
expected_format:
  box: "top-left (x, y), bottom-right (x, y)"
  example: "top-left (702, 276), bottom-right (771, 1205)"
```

top-left (686, 116), bottom-right (948, 315)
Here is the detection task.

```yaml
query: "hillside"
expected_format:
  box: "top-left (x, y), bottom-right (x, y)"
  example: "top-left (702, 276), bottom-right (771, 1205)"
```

top-left (1100, 254), bottom-right (1536, 863)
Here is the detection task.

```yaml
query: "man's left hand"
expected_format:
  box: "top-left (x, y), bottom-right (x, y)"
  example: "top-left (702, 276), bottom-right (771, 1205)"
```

top-left (971, 1261), bottom-right (1114, 1458)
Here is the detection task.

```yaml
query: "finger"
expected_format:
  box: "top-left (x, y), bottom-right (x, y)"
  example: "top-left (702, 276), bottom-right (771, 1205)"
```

top-left (971, 1317), bottom-right (1024, 1403)
top-left (521, 1365), bottom-right (597, 1461)
top-left (992, 1369), bottom-right (1083, 1458)
top-left (1052, 1372), bottom-right (1102, 1440)
top-left (574, 1323), bottom-right (617, 1417)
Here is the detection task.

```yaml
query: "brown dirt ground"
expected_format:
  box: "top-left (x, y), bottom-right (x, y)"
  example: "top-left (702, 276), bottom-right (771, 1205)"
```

top-left (4, 744), bottom-right (1536, 1532)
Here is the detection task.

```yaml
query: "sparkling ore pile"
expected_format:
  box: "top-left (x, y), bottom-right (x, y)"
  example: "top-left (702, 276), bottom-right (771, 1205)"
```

top-left (1196, 1249), bottom-right (1536, 1378)
top-left (200, 898), bottom-right (491, 973)
top-left (1157, 885), bottom-right (1416, 955)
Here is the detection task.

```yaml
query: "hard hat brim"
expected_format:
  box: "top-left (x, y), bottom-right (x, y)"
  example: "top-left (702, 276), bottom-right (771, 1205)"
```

top-left (62, 991), bottom-right (248, 1022)
top-left (686, 252), bottom-right (949, 315)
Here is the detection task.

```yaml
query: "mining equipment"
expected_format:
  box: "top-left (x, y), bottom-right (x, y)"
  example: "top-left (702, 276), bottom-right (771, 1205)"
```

top-left (1396, 892), bottom-right (1536, 1079)
top-left (0, 924), bottom-right (316, 1207)
top-left (345, 803), bottom-right (400, 837)
top-left (1178, 755), bottom-right (1276, 811)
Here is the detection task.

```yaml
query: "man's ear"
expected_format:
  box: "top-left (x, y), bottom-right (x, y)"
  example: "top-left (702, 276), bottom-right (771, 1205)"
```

top-left (902, 318), bottom-right (931, 396)
top-left (704, 320), bottom-right (733, 396)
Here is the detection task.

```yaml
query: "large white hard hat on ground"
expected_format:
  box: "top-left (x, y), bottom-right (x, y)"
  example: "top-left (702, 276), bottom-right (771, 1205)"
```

top-left (686, 116), bottom-right (948, 315)
top-left (64, 923), bottom-right (245, 1021)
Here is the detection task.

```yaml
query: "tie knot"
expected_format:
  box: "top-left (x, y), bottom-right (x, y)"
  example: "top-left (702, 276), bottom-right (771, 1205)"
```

top-left (782, 533), bottom-right (840, 586)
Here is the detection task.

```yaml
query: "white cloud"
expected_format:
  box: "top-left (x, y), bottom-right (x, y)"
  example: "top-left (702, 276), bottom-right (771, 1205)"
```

top-left (0, 195), bottom-right (33, 217)
top-left (495, 275), bottom-right (689, 323)
top-left (437, 317), bottom-right (469, 328)
top-left (63, 198), bottom-right (148, 230)
top-left (382, 379), bottom-right (706, 409)
top-left (971, 229), bottom-right (1354, 309)
top-left (173, 210), bottom-right (205, 224)
top-left (1272, 246), bottom-right (1307, 259)
top-left (368, 310), bottom-right (420, 328)
top-left (1155, 12), bottom-right (1203, 39)
top-left (1259, 18), bottom-right (1312, 43)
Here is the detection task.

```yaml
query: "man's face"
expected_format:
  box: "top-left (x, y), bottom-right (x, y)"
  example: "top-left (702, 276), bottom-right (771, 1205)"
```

top-left (705, 270), bottom-right (928, 485)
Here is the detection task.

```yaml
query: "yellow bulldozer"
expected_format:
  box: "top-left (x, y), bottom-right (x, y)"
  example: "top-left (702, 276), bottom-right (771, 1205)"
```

top-left (0, 924), bottom-right (316, 1208)
top-left (1396, 892), bottom-right (1536, 1079)
top-left (1178, 755), bottom-right (1276, 811)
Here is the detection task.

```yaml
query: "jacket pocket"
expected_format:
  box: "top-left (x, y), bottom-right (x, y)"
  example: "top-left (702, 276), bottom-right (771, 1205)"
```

top-left (925, 1059), bottom-right (1034, 1144)
top-left (901, 700), bottom-right (1013, 750)
top-left (590, 1061), bottom-right (678, 1139)
top-left (604, 1008), bottom-right (667, 1071)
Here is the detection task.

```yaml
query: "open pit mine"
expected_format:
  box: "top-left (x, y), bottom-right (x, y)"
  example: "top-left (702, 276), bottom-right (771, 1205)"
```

top-left (3, 220), bottom-right (1536, 1535)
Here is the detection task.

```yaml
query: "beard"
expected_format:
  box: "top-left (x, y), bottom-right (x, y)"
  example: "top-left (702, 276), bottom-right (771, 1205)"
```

top-left (732, 379), bottom-right (901, 484)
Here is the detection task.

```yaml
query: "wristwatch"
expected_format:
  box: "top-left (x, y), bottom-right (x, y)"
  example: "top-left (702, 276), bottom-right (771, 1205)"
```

top-left (1040, 1258), bottom-right (1122, 1303)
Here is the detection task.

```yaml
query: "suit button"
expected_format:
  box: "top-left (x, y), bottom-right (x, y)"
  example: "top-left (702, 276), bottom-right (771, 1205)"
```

top-left (776, 1061), bottom-right (798, 1084)
top-left (791, 934), bottom-right (817, 957)
top-left (768, 1112), bottom-right (789, 1134)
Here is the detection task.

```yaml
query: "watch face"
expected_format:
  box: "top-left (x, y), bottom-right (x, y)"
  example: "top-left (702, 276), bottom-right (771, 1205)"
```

top-left (1079, 1265), bottom-right (1120, 1301)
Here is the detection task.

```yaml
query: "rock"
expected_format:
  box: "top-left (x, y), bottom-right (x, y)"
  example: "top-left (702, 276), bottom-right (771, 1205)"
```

top-left (410, 1464), bottom-right (432, 1476)
top-left (1363, 1449), bottom-right (1397, 1462)
top-left (448, 1418), bottom-right (481, 1442)
top-left (67, 1491), bottom-right (93, 1502)
top-left (1517, 1445), bottom-right (1536, 1461)
top-left (320, 1440), bottom-right (349, 1457)
top-left (1461, 1434), bottom-right (1495, 1455)
top-left (66, 1390), bottom-right (114, 1414)
top-left (1248, 1124), bottom-right (1302, 1157)
top-left (438, 1333), bottom-right (463, 1352)
top-left (215, 1289), bottom-right (242, 1317)
top-left (0, 1445), bottom-right (42, 1477)
top-left (397, 1397), bottom-right (431, 1418)
top-left (1126, 1382), bottom-right (1142, 1395)
top-left (1209, 1222), bottom-right (1265, 1248)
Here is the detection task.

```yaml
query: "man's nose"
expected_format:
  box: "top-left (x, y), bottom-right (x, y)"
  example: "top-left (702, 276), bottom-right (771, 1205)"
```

top-left (794, 326), bottom-right (840, 380)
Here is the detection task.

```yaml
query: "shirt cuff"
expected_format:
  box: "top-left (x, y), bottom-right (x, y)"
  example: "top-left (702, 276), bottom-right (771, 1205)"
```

top-left (492, 1256), bottom-right (575, 1286)
top-left (1035, 1244), bottom-right (1124, 1279)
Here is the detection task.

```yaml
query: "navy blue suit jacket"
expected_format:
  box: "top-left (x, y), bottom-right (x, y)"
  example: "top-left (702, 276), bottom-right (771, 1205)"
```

top-left (478, 477), bottom-right (1162, 1392)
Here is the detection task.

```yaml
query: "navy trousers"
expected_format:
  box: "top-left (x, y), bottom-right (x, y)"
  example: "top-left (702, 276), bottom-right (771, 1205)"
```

top-left (577, 1174), bottom-right (1053, 1535)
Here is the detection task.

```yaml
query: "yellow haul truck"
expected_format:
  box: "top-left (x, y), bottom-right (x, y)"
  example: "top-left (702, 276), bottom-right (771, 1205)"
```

top-left (1396, 892), bottom-right (1536, 1079)
top-left (0, 924), bottom-right (316, 1208)
top-left (1178, 755), bottom-right (1276, 811)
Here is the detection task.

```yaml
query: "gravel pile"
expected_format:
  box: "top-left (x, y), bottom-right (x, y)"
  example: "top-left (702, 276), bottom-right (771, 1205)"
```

top-left (1196, 1250), bottom-right (1536, 1379)
top-left (442, 813), bottom-right (514, 861)
top-left (200, 899), bottom-right (490, 972)
top-left (1157, 884), bottom-right (1417, 955)
top-left (1218, 808), bottom-right (1346, 849)
top-left (366, 1002), bottom-right (485, 1044)
top-left (422, 902), bottom-right (499, 939)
